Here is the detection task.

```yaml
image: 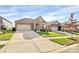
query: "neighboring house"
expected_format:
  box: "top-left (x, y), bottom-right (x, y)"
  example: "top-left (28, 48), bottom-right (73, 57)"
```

top-left (0, 16), bottom-right (13, 30)
top-left (45, 21), bottom-right (61, 31)
top-left (63, 13), bottom-right (78, 32)
top-left (76, 22), bottom-right (79, 31)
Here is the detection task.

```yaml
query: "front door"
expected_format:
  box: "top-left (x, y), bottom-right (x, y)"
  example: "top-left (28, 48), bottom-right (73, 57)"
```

top-left (58, 26), bottom-right (61, 31)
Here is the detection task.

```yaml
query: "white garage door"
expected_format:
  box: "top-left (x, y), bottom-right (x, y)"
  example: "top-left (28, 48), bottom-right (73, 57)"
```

top-left (16, 25), bottom-right (31, 31)
top-left (51, 27), bottom-right (58, 31)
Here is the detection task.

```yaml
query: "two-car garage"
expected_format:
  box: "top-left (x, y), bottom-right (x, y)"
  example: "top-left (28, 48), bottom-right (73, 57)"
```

top-left (16, 25), bottom-right (31, 31)
top-left (15, 18), bottom-right (33, 31)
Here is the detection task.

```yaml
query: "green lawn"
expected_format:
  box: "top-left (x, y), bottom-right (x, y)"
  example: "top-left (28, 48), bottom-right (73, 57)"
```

top-left (50, 38), bottom-right (75, 45)
top-left (38, 32), bottom-right (67, 37)
top-left (0, 45), bottom-right (5, 49)
top-left (73, 32), bottom-right (79, 35)
top-left (0, 33), bottom-right (14, 40)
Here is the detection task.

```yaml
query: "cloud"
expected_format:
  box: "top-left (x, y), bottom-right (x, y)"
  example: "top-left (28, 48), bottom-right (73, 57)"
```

top-left (0, 5), bottom-right (79, 25)
top-left (43, 6), bottom-right (79, 22)
top-left (48, 6), bottom-right (79, 16)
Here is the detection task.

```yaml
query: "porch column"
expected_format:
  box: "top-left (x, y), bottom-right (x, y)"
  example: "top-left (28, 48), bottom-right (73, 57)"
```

top-left (33, 23), bottom-right (36, 30)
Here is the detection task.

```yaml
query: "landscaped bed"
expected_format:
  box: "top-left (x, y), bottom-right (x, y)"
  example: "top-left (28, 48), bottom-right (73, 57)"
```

top-left (72, 37), bottom-right (79, 41)
top-left (37, 32), bottom-right (67, 37)
top-left (50, 38), bottom-right (75, 45)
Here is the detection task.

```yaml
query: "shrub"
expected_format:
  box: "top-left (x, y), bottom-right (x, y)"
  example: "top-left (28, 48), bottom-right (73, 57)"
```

top-left (34, 29), bottom-right (37, 31)
top-left (2, 30), bottom-right (6, 34)
top-left (40, 29), bottom-right (46, 32)
top-left (12, 27), bottom-right (16, 31)
top-left (1, 25), bottom-right (6, 30)
top-left (6, 30), bottom-right (13, 33)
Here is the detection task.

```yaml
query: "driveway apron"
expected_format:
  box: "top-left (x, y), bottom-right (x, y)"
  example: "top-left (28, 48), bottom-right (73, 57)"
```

top-left (0, 31), bottom-right (39, 53)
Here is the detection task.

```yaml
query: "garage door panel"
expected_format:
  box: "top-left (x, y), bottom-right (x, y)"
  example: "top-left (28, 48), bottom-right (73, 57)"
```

top-left (51, 27), bottom-right (58, 31)
top-left (16, 25), bottom-right (31, 31)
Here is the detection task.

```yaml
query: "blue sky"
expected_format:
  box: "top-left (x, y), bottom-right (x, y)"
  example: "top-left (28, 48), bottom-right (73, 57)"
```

top-left (0, 5), bottom-right (79, 25)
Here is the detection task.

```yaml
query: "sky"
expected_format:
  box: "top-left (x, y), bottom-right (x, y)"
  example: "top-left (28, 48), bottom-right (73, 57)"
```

top-left (0, 5), bottom-right (79, 25)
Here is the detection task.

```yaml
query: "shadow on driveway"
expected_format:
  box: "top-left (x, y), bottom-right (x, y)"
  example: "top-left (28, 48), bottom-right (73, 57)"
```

top-left (23, 31), bottom-right (41, 40)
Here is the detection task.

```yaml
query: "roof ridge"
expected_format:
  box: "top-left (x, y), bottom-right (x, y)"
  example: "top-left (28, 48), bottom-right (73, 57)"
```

top-left (33, 16), bottom-right (46, 22)
top-left (15, 17), bottom-right (33, 22)
top-left (0, 16), bottom-right (12, 24)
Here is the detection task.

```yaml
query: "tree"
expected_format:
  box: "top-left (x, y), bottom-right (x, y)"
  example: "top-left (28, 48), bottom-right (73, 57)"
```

top-left (69, 13), bottom-right (76, 39)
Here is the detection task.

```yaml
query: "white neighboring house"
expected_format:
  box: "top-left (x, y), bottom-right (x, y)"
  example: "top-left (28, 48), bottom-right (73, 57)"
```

top-left (0, 16), bottom-right (13, 30)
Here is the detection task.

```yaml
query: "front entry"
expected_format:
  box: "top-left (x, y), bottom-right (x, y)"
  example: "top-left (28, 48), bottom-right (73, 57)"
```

top-left (58, 26), bottom-right (61, 31)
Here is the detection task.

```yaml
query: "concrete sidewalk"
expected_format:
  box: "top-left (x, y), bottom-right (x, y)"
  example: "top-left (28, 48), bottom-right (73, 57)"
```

top-left (45, 35), bottom-right (79, 39)
top-left (56, 31), bottom-right (76, 36)
top-left (0, 41), bottom-right (8, 45)
top-left (32, 37), bottom-right (63, 53)
top-left (0, 31), bottom-right (63, 53)
top-left (48, 42), bottom-right (79, 53)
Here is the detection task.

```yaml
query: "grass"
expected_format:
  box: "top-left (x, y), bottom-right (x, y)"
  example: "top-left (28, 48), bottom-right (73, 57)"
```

top-left (0, 30), bottom-right (14, 40)
top-left (0, 45), bottom-right (5, 49)
top-left (0, 33), bottom-right (13, 40)
top-left (38, 32), bottom-right (67, 37)
top-left (73, 32), bottom-right (79, 35)
top-left (0, 33), bottom-right (14, 40)
top-left (50, 38), bottom-right (75, 45)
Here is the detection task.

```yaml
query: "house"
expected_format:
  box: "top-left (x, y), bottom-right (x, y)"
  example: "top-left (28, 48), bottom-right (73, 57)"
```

top-left (15, 14), bottom-right (79, 32)
top-left (0, 16), bottom-right (13, 30)
top-left (15, 16), bottom-right (46, 31)
top-left (15, 16), bottom-right (61, 31)
top-left (45, 21), bottom-right (61, 31)
top-left (76, 21), bottom-right (79, 31)
top-left (63, 13), bottom-right (78, 32)
top-left (15, 18), bottom-right (33, 31)
top-left (33, 16), bottom-right (46, 31)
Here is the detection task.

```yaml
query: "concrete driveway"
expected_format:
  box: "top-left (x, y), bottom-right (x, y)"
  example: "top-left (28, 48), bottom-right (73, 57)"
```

top-left (0, 31), bottom-right (63, 53)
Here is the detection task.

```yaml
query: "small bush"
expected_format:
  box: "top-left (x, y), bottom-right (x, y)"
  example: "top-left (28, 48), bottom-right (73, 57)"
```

top-left (12, 27), bottom-right (16, 31)
top-left (40, 29), bottom-right (46, 32)
top-left (6, 30), bottom-right (13, 33)
top-left (34, 29), bottom-right (37, 31)
top-left (2, 30), bottom-right (6, 34)
top-left (2, 30), bottom-right (12, 34)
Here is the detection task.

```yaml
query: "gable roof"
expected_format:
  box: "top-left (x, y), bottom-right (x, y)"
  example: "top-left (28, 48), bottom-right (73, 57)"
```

top-left (0, 16), bottom-right (12, 24)
top-left (33, 16), bottom-right (46, 22)
top-left (47, 20), bottom-right (60, 25)
top-left (15, 18), bottom-right (33, 24)
top-left (51, 20), bottom-right (60, 24)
